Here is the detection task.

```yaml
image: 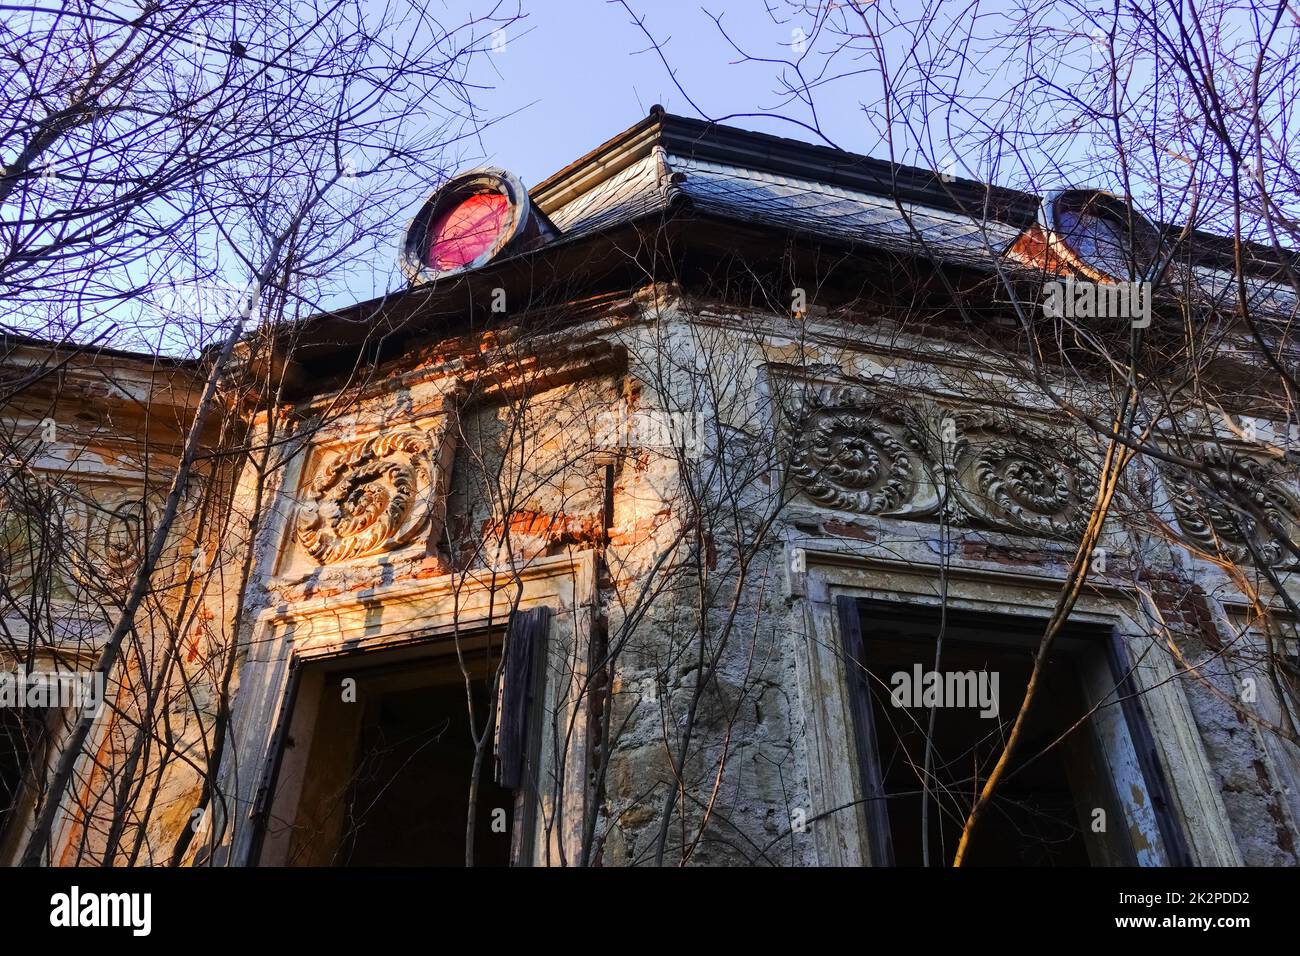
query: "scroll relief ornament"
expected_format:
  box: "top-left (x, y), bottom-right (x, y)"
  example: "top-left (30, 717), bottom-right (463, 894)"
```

top-left (295, 429), bottom-right (439, 565)
top-left (945, 411), bottom-right (1097, 538)
top-left (64, 490), bottom-right (159, 589)
top-left (95, 495), bottom-right (156, 582)
top-left (1164, 450), bottom-right (1300, 565)
top-left (786, 386), bottom-right (938, 516)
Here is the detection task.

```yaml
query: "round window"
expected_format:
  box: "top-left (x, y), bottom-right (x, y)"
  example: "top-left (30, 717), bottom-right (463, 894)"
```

top-left (401, 168), bottom-right (549, 283)
top-left (425, 192), bottom-right (511, 272)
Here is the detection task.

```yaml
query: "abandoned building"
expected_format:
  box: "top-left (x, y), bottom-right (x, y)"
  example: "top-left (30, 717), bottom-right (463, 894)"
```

top-left (2, 107), bottom-right (1299, 867)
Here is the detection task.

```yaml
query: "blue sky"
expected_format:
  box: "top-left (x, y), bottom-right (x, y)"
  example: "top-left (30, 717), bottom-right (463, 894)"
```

top-left (446, 1), bottom-right (884, 190)
top-left (19, 1), bottom-right (1289, 354)
top-left (20, 0), bottom-right (898, 354)
top-left (322, 0), bottom-right (905, 316)
top-left (301, 0), bottom-right (894, 324)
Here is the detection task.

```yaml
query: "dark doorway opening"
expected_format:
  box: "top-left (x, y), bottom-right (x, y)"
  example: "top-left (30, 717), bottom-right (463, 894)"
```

top-left (0, 710), bottom-right (33, 842)
top-left (270, 639), bottom-right (519, 867)
top-left (0, 708), bottom-right (52, 859)
top-left (339, 672), bottom-right (513, 866)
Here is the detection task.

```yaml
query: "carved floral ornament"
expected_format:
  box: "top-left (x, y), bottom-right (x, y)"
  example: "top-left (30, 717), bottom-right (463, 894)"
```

top-left (947, 410), bottom-right (1097, 538)
top-left (785, 386), bottom-right (1096, 538)
top-left (1163, 449), bottom-right (1300, 566)
top-left (295, 429), bottom-right (440, 565)
top-left (79, 493), bottom-right (158, 584)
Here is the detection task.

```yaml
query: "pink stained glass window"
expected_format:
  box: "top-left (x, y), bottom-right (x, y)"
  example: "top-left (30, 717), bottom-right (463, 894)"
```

top-left (426, 192), bottom-right (510, 271)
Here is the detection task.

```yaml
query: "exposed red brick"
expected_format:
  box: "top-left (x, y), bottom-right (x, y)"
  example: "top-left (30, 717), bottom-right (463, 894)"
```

top-left (822, 519), bottom-right (876, 542)
top-left (1145, 571), bottom-right (1223, 650)
top-left (1005, 223), bottom-right (1076, 275)
top-left (411, 555), bottom-right (453, 579)
top-left (607, 510), bottom-right (672, 548)
top-left (482, 510), bottom-right (604, 547)
top-left (960, 539), bottom-right (1053, 566)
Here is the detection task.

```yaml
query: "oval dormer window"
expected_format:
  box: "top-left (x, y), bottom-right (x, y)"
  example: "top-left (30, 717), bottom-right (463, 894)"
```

top-left (1047, 189), bottom-right (1159, 282)
top-left (426, 192), bottom-right (510, 271)
top-left (401, 168), bottom-right (553, 284)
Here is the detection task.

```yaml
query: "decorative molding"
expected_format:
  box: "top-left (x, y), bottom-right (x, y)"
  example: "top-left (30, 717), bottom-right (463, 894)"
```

top-left (91, 494), bottom-right (155, 583)
top-left (947, 410), bottom-right (1096, 537)
top-left (1165, 449), bottom-right (1300, 565)
top-left (294, 427), bottom-right (445, 565)
top-left (224, 550), bottom-right (599, 868)
top-left (783, 385), bottom-right (1092, 538)
top-left (791, 543), bottom-right (1245, 867)
top-left (57, 486), bottom-right (159, 590)
top-left (786, 385), bottom-right (937, 516)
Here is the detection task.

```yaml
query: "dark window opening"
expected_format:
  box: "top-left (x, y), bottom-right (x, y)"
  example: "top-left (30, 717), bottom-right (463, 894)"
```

top-left (0, 708), bottom-right (52, 856)
top-left (840, 598), bottom-right (1165, 867)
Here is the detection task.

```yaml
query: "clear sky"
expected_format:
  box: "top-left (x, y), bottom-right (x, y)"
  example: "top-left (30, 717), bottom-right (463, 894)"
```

top-left (442, 1), bottom-right (888, 191)
top-left (327, 0), bottom-right (908, 317)
top-left (304, 0), bottom-right (898, 324)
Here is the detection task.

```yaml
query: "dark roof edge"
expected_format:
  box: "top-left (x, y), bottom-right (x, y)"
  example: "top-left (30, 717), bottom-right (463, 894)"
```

top-left (656, 112), bottom-right (1042, 227)
top-left (530, 111), bottom-right (663, 212)
top-left (660, 114), bottom-right (1299, 272)
top-left (1, 330), bottom-right (200, 367)
top-left (531, 107), bottom-right (1043, 228)
top-left (532, 109), bottom-right (1300, 274)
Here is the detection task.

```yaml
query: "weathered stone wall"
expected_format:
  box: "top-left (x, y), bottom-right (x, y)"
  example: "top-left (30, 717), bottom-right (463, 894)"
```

top-left (580, 293), bottom-right (1300, 866)
top-left (0, 343), bottom-right (219, 866)
top-left (11, 282), bottom-right (1300, 867)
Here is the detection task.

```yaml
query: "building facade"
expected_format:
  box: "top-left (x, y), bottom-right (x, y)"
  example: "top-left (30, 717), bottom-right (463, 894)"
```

top-left (3, 109), bottom-right (1299, 866)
